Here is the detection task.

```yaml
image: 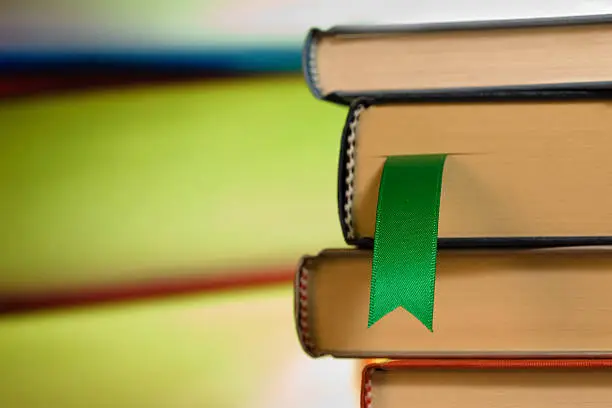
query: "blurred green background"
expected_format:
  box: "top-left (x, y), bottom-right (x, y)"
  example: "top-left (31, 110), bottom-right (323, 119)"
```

top-left (0, 76), bottom-right (355, 408)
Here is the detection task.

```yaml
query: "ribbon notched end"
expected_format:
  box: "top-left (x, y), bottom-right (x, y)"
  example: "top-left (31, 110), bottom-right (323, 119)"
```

top-left (367, 297), bottom-right (435, 332)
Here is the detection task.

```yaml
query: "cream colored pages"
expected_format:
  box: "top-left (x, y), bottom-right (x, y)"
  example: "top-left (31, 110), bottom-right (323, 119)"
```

top-left (303, 249), bottom-right (612, 357)
top-left (352, 100), bottom-right (612, 239)
top-left (316, 24), bottom-right (612, 94)
top-left (371, 368), bottom-right (612, 408)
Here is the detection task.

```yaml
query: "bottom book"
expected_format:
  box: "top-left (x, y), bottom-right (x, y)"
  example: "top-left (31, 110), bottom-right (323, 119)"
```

top-left (360, 359), bottom-right (612, 408)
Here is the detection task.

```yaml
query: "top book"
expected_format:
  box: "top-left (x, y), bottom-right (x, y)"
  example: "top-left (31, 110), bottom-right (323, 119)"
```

top-left (303, 14), bottom-right (612, 104)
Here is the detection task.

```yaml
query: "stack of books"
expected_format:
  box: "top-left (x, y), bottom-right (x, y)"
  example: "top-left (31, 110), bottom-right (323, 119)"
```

top-left (295, 14), bottom-right (612, 408)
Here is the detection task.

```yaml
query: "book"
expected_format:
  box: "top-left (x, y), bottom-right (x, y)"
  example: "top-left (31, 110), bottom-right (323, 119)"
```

top-left (295, 248), bottom-right (612, 358)
top-left (303, 14), bottom-right (612, 104)
top-left (360, 359), bottom-right (612, 408)
top-left (338, 98), bottom-right (612, 248)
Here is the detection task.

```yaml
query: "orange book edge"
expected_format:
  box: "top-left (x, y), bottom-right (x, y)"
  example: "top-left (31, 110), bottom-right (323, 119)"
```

top-left (360, 358), bottom-right (612, 408)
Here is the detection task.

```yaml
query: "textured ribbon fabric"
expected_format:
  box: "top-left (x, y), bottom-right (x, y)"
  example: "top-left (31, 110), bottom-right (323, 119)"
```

top-left (368, 154), bottom-right (447, 331)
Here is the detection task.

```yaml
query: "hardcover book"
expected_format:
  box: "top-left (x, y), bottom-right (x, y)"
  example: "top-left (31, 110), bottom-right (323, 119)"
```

top-left (303, 14), bottom-right (612, 104)
top-left (337, 98), bottom-right (612, 248)
top-left (296, 248), bottom-right (612, 358)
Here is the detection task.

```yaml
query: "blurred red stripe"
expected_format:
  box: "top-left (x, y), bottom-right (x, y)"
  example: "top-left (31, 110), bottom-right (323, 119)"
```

top-left (0, 73), bottom-right (195, 98)
top-left (0, 267), bottom-right (294, 314)
top-left (0, 71), bottom-right (287, 99)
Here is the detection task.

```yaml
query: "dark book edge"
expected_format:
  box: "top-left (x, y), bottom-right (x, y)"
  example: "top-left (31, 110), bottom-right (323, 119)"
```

top-left (320, 82), bottom-right (612, 107)
top-left (327, 13), bottom-right (612, 35)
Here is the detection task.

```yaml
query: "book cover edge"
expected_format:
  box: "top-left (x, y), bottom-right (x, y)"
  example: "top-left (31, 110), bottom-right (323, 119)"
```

top-left (325, 13), bottom-right (612, 36)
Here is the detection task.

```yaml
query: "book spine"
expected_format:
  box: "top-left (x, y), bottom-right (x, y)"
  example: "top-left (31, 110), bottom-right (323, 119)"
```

top-left (360, 358), bottom-right (612, 408)
top-left (338, 101), bottom-right (371, 247)
top-left (294, 256), bottom-right (320, 357)
top-left (361, 364), bottom-right (375, 408)
top-left (302, 29), bottom-right (324, 101)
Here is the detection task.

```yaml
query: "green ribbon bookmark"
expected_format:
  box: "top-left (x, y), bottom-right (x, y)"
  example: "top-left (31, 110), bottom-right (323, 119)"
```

top-left (368, 154), bottom-right (447, 331)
